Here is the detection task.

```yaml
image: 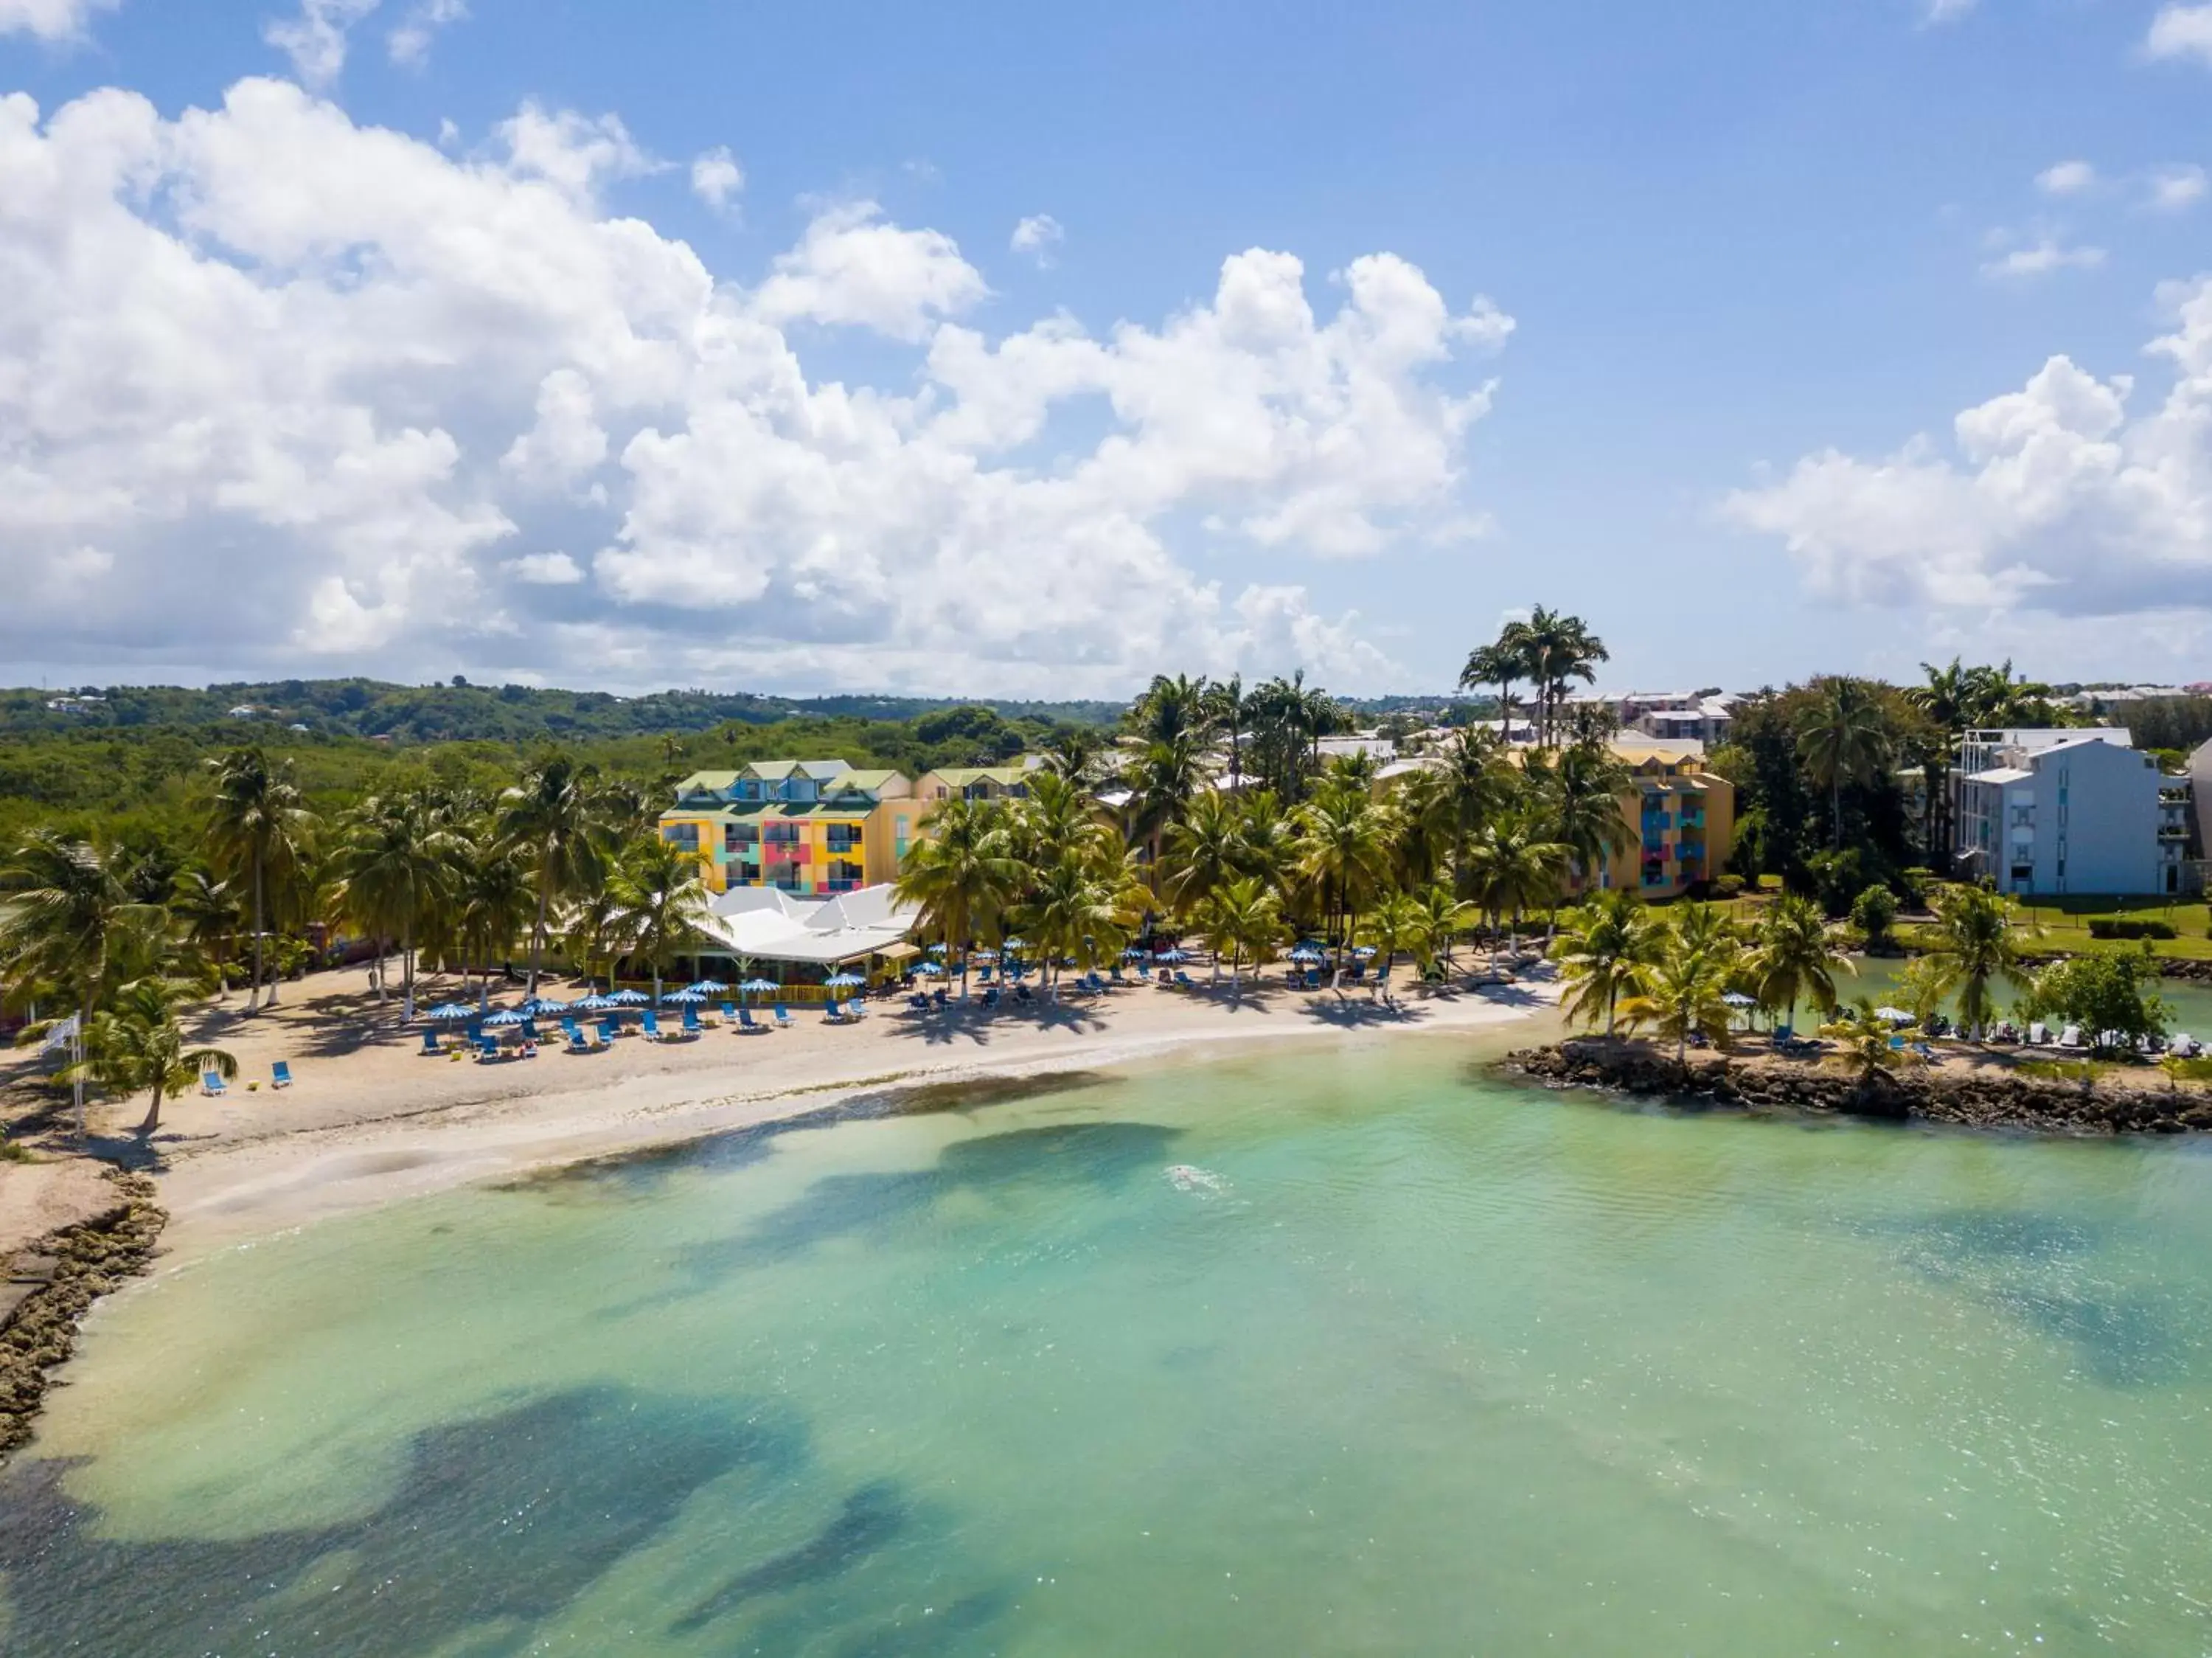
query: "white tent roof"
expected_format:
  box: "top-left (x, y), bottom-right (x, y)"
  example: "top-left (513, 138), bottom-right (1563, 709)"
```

top-left (702, 884), bottom-right (919, 965)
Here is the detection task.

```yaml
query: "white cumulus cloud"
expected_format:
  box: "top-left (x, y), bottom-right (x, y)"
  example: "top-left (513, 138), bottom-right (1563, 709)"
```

top-left (388, 0), bottom-right (466, 67)
top-left (690, 145), bottom-right (742, 211)
top-left (2148, 4), bottom-right (2212, 64)
top-left (504, 551), bottom-right (585, 585)
top-left (0, 78), bottom-right (1512, 693)
top-left (1725, 275), bottom-right (2212, 626)
top-left (265, 0), bottom-right (383, 87)
top-left (1980, 236), bottom-right (2106, 280)
top-left (1010, 213), bottom-right (1064, 267)
top-left (2035, 159), bottom-right (2097, 196)
top-left (0, 0), bottom-right (117, 38)
top-left (2147, 163), bottom-right (2208, 212)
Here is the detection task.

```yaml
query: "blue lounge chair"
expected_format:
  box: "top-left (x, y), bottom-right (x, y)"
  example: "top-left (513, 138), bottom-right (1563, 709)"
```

top-left (1015, 983), bottom-right (1034, 1004)
top-left (721, 1002), bottom-right (738, 1026)
top-left (908, 993), bottom-right (932, 1011)
top-left (977, 966), bottom-right (995, 985)
top-left (271, 1061), bottom-right (293, 1090)
top-left (1912, 1041), bottom-right (1939, 1062)
top-left (682, 1005), bottom-right (704, 1035)
top-left (476, 1037), bottom-right (503, 1062)
top-left (420, 1028), bottom-right (442, 1056)
top-left (773, 1005), bottom-right (793, 1030)
top-left (824, 1005), bottom-right (846, 1025)
top-left (738, 1006), bottom-right (764, 1033)
top-left (843, 998), bottom-right (866, 1021)
top-left (932, 988), bottom-right (950, 1008)
top-left (981, 987), bottom-right (1001, 1008)
top-left (565, 1027), bottom-right (592, 1054)
top-left (521, 1019), bottom-right (541, 1042)
top-left (641, 1011), bottom-right (665, 1041)
top-left (1175, 970), bottom-right (1195, 988)
top-left (201, 1070), bottom-right (228, 1097)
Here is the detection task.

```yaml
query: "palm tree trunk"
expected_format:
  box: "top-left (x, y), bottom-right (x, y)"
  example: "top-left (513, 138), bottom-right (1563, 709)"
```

top-left (402, 924), bottom-right (417, 1022)
top-left (136, 1081), bottom-right (167, 1139)
top-left (529, 875), bottom-right (552, 996)
top-left (248, 855), bottom-right (266, 1013)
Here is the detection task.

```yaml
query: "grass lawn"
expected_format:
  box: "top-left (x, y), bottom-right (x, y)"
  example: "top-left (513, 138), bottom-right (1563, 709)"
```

top-left (1898, 897), bottom-right (2212, 961)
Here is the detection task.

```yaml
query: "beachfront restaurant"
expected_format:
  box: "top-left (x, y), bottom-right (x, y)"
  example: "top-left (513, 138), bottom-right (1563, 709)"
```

top-left (681, 884), bottom-right (920, 1001)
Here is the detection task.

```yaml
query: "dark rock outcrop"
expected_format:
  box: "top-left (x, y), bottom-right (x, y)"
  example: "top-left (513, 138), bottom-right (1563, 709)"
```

top-left (0, 1170), bottom-right (167, 1460)
top-left (1503, 1039), bottom-right (2212, 1136)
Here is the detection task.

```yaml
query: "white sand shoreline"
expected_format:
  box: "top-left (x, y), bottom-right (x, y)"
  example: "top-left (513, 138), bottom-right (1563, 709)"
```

top-left (143, 979), bottom-right (1558, 1268)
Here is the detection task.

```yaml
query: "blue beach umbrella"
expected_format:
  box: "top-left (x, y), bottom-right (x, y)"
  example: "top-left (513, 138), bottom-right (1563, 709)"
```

top-left (825, 972), bottom-right (866, 988)
top-left (1288, 945), bottom-right (1324, 964)
top-left (913, 961), bottom-right (946, 978)
top-left (740, 978), bottom-right (779, 993)
top-left (518, 997), bottom-right (568, 1016)
top-left (569, 993), bottom-right (615, 1012)
top-left (425, 1003), bottom-right (476, 1022)
top-left (686, 979), bottom-right (728, 996)
top-left (1153, 948), bottom-right (1186, 964)
top-left (606, 989), bottom-right (650, 1006)
top-left (1001, 937), bottom-right (1028, 952)
top-left (663, 988), bottom-right (708, 1005)
top-left (481, 1009), bottom-right (529, 1027)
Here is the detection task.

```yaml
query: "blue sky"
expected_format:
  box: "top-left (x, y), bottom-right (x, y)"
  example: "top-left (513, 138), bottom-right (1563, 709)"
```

top-left (3, 0), bottom-right (2209, 696)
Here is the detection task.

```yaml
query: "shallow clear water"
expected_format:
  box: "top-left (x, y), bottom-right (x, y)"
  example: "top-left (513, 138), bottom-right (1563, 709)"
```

top-left (8, 1034), bottom-right (2212, 1656)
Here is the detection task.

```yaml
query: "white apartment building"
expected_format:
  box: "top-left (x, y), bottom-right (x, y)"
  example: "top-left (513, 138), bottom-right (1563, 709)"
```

top-left (1953, 729), bottom-right (2187, 896)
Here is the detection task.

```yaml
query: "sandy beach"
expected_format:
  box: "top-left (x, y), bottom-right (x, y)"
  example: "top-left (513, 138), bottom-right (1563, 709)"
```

top-left (2, 963), bottom-right (1559, 1266)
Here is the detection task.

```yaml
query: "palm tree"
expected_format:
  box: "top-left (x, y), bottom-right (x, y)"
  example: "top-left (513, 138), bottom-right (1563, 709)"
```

top-left (1552, 890), bottom-right (1663, 1036)
top-left (1204, 673), bottom-right (1252, 791)
top-left (1748, 894), bottom-right (1852, 1034)
top-left (1458, 641), bottom-right (1523, 743)
top-left (1360, 889), bottom-right (1425, 993)
top-left (1128, 673), bottom-right (1214, 747)
top-left (1044, 727), bottom-right (1106, 786)
top-left (1196, 875), bottom-right (1287, 989)
top-left (1461, 818), bottom-right (1569, 968)
top-left (66, 977), bottom-right (237, 1139)
top-left (1908, 658), bottom-right (1974, 867)
top-left (1514, 608), bottom-right (1609, 747)
top-left (1819, 998), bottom-right (1925, 1086)
top-left (205, 746), bottom-right (316, 1012)
top-left (894, 797), bottom-right (1021, 1000)
top-left (1794, 676), bottom-right (1896, 852)
top-left (1026, 852), bottom-right (1143, 999)
top-left (497, 755), bottom-right (613, 997)
top-left (1161, 790), bottom-right (1248, 932)
top-left (329, 792), bottom-right (456, 1021)
top-left (1294, 783), bottom-right (1397, 981)
top-left (1919, 883), bottom-right (2031, 1037)
top-left (1545, 740), bottom-right (1635, 908)
top-left (1411, 884), bottom-right (1478, 979)
top-left (1618, 925), bottom-right (1738, 1072)
top-left (1234, 790), bottom-right (1301, 898)
top-left (0, 831), bottom-right (168, 1050)
top-left (602, 834), bottom-right (715, 1007)
top-left (169, 868), bottom-right (244, 1001)
top-left (454, 839), bottom-right (536, 1002)
top-left (1121, 732), bottom-right (1208, 868)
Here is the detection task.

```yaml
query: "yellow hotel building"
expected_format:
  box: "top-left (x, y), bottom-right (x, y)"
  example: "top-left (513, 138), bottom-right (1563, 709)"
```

top-left (658, 762), bottom-right (922, 897)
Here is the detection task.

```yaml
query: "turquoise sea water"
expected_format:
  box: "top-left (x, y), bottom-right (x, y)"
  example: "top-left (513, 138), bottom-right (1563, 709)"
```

top-left (7, 1033), bottom-right (2212, 1655)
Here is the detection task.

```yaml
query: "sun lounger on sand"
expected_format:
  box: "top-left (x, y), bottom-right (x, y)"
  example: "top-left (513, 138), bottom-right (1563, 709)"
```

top-left (201, 1070), bottom-right (228, 1096)
top-left (271, 1061), bottom-right (293, 1089)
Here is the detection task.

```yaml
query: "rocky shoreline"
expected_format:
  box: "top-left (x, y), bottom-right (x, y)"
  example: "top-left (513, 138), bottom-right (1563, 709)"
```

top-left (1505, 1038), bottom-right (2212, 1136)
top-left (0, 1170), bottom-right (167, 1461)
